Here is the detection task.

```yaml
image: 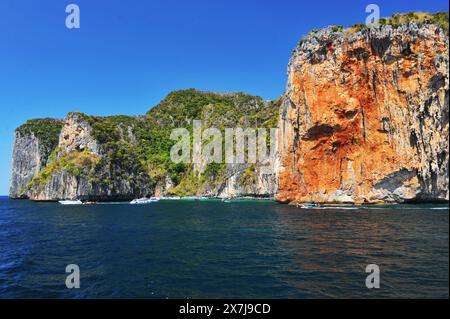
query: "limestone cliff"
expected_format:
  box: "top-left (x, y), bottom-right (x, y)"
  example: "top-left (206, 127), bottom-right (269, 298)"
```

top-left (10, 91), bottom-right (278, 201)
top-left (277, 22), bottom-right (449, 203)
top-left (9, 119), bottom-right (63, 198)
top-left (22, 113), bottom-right (154, 201)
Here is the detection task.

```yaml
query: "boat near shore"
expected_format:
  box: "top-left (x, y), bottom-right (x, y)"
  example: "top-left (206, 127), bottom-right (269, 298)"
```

top-left (158, 196), bottom-right (212, 201)
top-left (130, 197), bottom-right (159, 204)
top-left (296, 203), bottom-right (361, 210)
top-left (298, 203), bottom-right (322, 209)
top-left (58, 200), bottom-right (83, 205)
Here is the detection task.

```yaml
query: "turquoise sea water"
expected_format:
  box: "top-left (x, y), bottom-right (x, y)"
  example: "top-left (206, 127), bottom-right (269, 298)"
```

top-left (0, 197), bottom-right (448, 298)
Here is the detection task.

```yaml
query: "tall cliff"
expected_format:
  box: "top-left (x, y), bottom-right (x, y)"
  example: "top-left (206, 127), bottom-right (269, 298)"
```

top-left (10, 91), bottom-right (278, 201)
top-left (277, 21), bottom-right (449, 203)
top-left (10, 119), bottom-right (63, 198)
top-left (23, 113), bottom-right (154, 201)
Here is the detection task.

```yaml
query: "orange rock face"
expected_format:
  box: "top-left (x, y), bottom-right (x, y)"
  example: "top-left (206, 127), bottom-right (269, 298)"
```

top-left (276, 24), bottom-right (449, 204)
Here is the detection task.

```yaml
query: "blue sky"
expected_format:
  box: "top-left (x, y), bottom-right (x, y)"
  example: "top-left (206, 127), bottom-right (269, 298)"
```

top-left (0, 0), bottom-right (448, 195)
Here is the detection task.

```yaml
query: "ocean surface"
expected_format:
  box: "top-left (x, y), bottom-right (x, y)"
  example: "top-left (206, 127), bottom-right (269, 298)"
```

top-left (0, 196), bottom-right (448, 299)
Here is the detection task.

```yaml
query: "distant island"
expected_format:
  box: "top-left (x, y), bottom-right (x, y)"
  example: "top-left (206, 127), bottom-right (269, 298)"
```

top-left (10, 12), bottom-right (449, 204)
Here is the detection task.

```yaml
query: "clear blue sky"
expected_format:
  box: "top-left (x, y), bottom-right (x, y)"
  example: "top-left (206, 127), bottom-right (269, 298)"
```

top-left (0, 0), bottom-right (448, 195)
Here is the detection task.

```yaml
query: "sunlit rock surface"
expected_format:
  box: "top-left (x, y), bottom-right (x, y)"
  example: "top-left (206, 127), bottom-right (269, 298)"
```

top-left (277, 23), bottom-right (449, 203)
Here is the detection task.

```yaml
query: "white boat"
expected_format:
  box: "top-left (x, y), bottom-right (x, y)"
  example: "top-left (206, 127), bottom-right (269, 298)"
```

top-left (130, 197), bottom-right (159, 204)
top-left (58, 200), bottom-right (83, 205)
top-left (159, 196), bottom-right (180, 200)
top-left (299, 203), bottom-right (321, 209)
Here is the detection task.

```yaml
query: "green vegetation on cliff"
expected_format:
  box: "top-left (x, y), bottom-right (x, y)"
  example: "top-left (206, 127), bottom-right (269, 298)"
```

top-left (348, 11), bottom-right (449, 34)
top-left (16, 118), bottom-right (63, 162)
top-left (299, 12), bottom-right (449, 55)
top-left (143, 89), bottom-right (279, 196)
top-left (26, 149), bottom-right (100, 190)
top-left (304, 12), bottom-right (449, 37)
top-left (23, 89), bottom-right (280, 198)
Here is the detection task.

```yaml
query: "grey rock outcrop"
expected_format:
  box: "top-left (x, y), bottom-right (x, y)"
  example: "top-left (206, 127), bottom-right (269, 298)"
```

top-left (10, 119), bottom-right (63, 198)
top-left (10, 132), bottom-right (45, 198)
top-left (58, 113), bottom-right (101, 155)
top-left (23, 113), bottom-right (153, 201)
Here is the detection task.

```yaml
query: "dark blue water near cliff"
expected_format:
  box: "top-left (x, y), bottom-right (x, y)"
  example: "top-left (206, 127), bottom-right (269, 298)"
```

top-left (0, 197), bottom-right (448, 298)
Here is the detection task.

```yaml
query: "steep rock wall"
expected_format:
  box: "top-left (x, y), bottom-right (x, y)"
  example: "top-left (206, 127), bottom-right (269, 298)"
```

top-left (277, 23), bottom-right (449, 203)
top-left (24, 113), bottom-right (153, 201)
top-left (10, 119), bottom-right (63, 198)
top-left (10, 132), bottom-right (45, 198)
top-left (58, 113), bottom-right (101, 155)
top-left (207, 163), bottom-right (277, 199)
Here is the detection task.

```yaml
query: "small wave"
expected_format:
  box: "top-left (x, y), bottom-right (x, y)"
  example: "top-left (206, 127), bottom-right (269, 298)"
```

top-left (298, 206), bottom-right (359, 210)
